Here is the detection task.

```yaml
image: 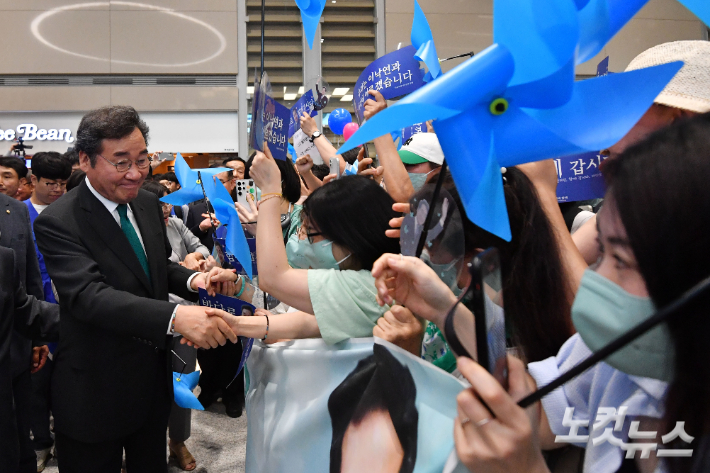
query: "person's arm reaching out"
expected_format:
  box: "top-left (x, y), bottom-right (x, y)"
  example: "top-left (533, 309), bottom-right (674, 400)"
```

top-left (250, 143), bottom-right (314, 314)
top-left (300, 112), bottom-right (347, 174)
top-left (295, 154), bottom-right (323, 191)
top-left (364, 90), bottom-right (415, 203)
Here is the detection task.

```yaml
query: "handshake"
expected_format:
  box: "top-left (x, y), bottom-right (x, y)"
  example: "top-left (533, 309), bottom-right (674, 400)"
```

top-left (175, 266), bottom-right (246, 349)
top-left (173, 305), bottom-right (238, 349)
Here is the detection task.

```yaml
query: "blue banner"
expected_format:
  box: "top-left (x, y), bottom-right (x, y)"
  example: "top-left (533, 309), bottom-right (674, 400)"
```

top-left (555, 152), bottom-right (608, 202)
top-left (263, 96), bottom-right (290, 161)
top-left (401, 122), bottom-right (426, 142)
top-left (214, 235), bottom-right (257, 277)
top-left (289, 89), bottom-right (317, 138)
top-left (198, 289), bottom-right (257, 377)
top-left (353, 45), bottom-right (426, 123)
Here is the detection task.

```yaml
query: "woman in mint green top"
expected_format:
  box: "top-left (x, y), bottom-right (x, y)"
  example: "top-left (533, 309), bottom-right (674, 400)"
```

top-left (213, 144), bottom-right (400, 343)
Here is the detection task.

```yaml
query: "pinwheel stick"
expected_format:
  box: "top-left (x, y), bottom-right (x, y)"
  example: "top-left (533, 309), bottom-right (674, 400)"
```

top-left (171, 349), bottom-right (188, 379)
top-left (440, 51), bottom-right (475, 62)
top-left (414, 160), bottom-right (448, 258)
top-left (196, 170), bottom-right (228, 262)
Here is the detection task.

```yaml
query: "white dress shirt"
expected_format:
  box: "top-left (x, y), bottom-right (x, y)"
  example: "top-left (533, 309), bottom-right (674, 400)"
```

top-left (85, 177), bottom-right (197, 334)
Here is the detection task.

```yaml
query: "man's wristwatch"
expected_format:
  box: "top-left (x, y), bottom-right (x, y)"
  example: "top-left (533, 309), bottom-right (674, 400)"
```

top-left (309, 131), bottom-right (322, 142)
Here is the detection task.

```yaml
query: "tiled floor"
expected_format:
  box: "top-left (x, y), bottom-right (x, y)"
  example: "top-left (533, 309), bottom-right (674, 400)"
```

top-left (43, 401), bottom-right (248, 473)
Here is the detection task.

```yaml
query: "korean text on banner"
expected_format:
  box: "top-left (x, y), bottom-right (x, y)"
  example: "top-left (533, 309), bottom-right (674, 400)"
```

top-left (292, 129), bottom-right (324, 165)
top-left (353, 45), bottom-right (426, 123)
top-left (263, 96), bottom-right (291, 161)
top-left (289, 90), bottom-right (318, 138)
top-left (555, 152), bottom-right (608, 202)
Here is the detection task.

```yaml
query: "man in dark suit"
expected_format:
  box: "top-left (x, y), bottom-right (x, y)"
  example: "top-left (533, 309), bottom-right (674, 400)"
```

top-left (0, 246), bottom-right (59, 473)
top-left (34, 106), bottom-right (241, 473)
top-left (0, 192), bottom-right (47, 473)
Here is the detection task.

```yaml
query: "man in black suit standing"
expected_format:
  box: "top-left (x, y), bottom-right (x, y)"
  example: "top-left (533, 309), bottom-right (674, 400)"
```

top-left (0, 191), bottom-right (47, 473)
top-left (34, 106), bottom-right (241, 473)
top-left (0, 245), bottom-right (59, 473)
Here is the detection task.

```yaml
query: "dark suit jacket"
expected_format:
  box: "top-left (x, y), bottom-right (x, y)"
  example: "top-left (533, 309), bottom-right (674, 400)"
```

top-left (185, 199), bottom-right (215, 252)
top-left (0, 246), bottom-right (59, 471)
top-left (34, 181), bottom-right (198, 443)
top-left (0, 194), bottom-right (44, 378)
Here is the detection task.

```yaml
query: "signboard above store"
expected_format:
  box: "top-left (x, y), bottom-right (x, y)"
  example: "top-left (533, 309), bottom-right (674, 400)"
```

top-left (0, 124), bottom-right (74, 143)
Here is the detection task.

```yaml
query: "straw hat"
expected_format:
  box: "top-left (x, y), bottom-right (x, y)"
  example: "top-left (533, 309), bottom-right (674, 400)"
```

top-left (625, 40), bottom-right (710, 114)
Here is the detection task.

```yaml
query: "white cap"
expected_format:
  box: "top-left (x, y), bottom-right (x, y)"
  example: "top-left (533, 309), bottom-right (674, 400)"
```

top-left (625, 40), bottom-right (710, 114)
top-left (398, 132), bottom-right (445, 166)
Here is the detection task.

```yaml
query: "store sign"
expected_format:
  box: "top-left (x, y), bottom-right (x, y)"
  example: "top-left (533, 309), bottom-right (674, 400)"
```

top-left (0, 124), bottom-right (74, 142)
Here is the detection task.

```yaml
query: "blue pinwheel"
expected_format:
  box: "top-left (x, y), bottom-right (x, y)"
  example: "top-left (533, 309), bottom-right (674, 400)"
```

top-left (173, 371), bottom-right (204, 410)
top-left (160, 153), bottom-right (230, 207)
top-left (411, 0), bottom-right (441, 82)
top-left (338, 0), bottom-right (683, 241)
top-left (295, 0), bottom-right (326, 50)
top-left (678, 0), bottom-right (709, 25)
top-left (209, 179), bottom-right (254, 280)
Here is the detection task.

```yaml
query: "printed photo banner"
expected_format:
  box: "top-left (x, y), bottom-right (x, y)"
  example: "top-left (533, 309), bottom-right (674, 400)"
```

top-left (245, 338), bottom-right (465, 473)
top-left (353, 45), bottom-right (426, 123)
top-left (289, 89), bottom-right (318, 138)
top-left (555, 152), bottom-right (608, 202)
top-left (214, 236), bottom-right (257, 277)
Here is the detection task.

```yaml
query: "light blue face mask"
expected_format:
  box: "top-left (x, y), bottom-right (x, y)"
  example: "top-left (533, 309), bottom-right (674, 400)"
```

top-left (420, 251), bottom-right (462, 297)
top-left (571, 269), bottom-right (674, 382)
top-left (408, 170), bottom-right (434, 193)
top-left (286, 233), bottom-right (351, 270)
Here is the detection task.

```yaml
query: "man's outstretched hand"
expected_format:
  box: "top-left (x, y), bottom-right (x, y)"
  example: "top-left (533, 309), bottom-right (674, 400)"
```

top-left (174, 305), bottom-right (237, 349)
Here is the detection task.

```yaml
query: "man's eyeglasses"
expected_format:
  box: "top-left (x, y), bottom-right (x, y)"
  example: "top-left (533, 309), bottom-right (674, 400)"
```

top-left (98, 154), bottom-right (151, 173)
top-left (43, 180), bottom-right (67, 190)
top-left (161, 202), bottom-right (173, 210)
top-left (296, 225), bottom-right (322, 244)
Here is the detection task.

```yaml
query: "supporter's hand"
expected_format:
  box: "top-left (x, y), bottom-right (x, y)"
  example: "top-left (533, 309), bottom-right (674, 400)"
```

top-left (295, 154), bottom-right (314, 174)
top-left (426, 120), bottom-right (435, 133)
top-left (300, 112), bottom-right (318, 137)
top-left (31, 345), bottom-right (50, 373)
top-left (174, 305), bottom-right (237, 349)
top-left (236, 194), bottom-right (258, 224)
top-left (201, 255), bottom-right (219, 272)
top-left (182, 253), bottom-right (202, 272)
top-left (385, 202), bottom-right (411, 239)
top-left (198, 213), bottom-right (221, 232)
top-left (373, 306), bottom-right (424, 356)
top-left (250, 143), bottom-right (282, 194)
top-left (191, 267), bottom-right (238, 296)
top-left (518, 159), bottom-right (558, 198)
top-left (364, 90), bottom-right (387, 120)
top-left (454, 356), bottom-right (547, 473)
top-left (323, 174), bottom-right (337, 185)
top-left (371, 253), bottom-right (458, 326)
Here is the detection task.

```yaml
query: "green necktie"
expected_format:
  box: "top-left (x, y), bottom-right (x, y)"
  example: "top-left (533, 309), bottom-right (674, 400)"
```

top-left (116, 203), bottom-right (151, 281)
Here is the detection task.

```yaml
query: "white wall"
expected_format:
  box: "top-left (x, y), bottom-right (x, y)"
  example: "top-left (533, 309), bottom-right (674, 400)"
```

top-left (0, 111), bottom-right (238, 154)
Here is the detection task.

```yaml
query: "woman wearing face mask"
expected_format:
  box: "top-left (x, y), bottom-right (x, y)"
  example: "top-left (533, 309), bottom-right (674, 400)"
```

top-left (380, 169), bottom-right (572, 374)
top-left (207, 144), bottom-right (400, 343)
top-left (371, 113), bottom-right (710, 473)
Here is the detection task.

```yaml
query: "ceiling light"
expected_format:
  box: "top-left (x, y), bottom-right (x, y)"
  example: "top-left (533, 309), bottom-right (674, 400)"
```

top-left (298, 86), bottom-right (305, 95)
top-left (332, 88), bottom-right (349, 96)
top-left (247, 86), bottom-right (254, 94)
top-left (284, 93), bottom-right (298, 100)
top-left (340, 94), bottom-right (353, 102)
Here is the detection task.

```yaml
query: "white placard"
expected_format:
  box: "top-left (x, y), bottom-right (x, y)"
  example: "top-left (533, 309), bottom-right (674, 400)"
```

top-left (292, 129), bottom-right (323, 165)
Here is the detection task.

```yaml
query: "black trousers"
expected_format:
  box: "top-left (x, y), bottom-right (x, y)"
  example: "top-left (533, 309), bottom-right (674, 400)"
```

top-left (54, 395), bottom-right (170, 473)
top-left (13, 369), bottom-right (36, 473)
top-left (30, 357), bottom-right (53, 450)
top-left (196, 339), bottom-right (244, 402)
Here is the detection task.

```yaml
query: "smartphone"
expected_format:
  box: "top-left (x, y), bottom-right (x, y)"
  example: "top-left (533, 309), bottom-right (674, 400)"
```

top-left (235, 179), bottom-right (257, 208)
top-left (472, 248), bottom-right (509, 389)
top-left (158, 152), bottom-right (173, 162)
top-left (329, 157), bottom-right (341, 179)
